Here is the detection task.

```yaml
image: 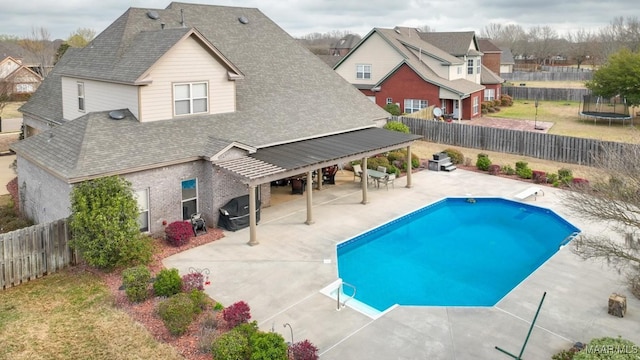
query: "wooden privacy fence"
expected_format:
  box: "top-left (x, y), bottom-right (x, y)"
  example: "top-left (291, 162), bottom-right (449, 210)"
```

top-left (0, 218), bottom-right (77, 290)
top-left (502, 71), bottom-right (593, 81)
top-left (502, 87), bottom-right (590, 102)
top-left (395, 116), bottom-right (636, 167)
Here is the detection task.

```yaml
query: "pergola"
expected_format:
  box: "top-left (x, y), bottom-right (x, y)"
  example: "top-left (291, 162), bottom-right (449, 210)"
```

top-left (214, 127), bottom-right (423, 245)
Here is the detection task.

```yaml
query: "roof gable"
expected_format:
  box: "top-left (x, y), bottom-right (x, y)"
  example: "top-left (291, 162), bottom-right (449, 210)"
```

top-left (418, 31), bottom-right (481, 57)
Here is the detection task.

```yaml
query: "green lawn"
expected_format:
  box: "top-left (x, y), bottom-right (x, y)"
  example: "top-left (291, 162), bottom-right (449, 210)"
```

top-left (0, 270), bottom-right (184, 360)
top-left (489, 99), bottom-right (640, 144)
top-left (0, 102), bottom-right (24, 119)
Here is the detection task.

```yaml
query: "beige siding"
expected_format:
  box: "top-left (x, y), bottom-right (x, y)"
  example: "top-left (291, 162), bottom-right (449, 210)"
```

top-left (139, 36), bottom-right (235, 122)
top-left (335, 32), bottom-right (403, 84)
top-left (61, 77), bottom-right (138, 120)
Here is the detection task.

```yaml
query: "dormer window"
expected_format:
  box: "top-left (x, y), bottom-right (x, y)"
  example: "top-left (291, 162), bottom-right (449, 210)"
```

top-left (174, 82), bottom-right (208, 116)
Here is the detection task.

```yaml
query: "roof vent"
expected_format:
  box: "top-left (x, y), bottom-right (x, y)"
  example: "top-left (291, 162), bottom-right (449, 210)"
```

top-left (238, 16), bottom-right (249, 24)
top-left (109, 110), bottom-right (125, 120)
top-left (146, 10), bottom-right (160, 20)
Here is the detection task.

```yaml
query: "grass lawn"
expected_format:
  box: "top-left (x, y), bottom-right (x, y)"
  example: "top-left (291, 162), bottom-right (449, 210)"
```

top-left (1, 102), bottom-right (25, 119)
top-left (488, 99), bottom-right (640, 143)
top-left (0, 270), bottom-right (184, 360)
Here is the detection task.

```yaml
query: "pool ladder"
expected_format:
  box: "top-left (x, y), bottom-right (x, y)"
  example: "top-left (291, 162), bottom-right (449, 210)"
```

top-left (560, 231), bottom-right (580, 248)
top-left (336, 281), bottom-right (356, 311)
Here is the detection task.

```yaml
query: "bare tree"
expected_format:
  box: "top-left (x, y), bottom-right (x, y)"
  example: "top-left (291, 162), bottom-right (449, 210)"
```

top-left (18, 26), bottom-right (56, 78)
top-left (480, 23), bottom-right (503, 41)
top-left (566, 29), bottom-right (595, 69)
top-left (527, 25), bottom-right (560, 66)
top-left (562, 143), bottom-right (640, 298)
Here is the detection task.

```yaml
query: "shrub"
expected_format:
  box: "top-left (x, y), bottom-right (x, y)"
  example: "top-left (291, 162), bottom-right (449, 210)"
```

top-left (157, 293), bottom-right (197, 336)
top-left (153, 268), bottom-right (182, 297)
top-left (383, 103), bottom-right (401, 116)
top-left (223, 301), bottom-right (252, 329)
top-left (464, 157), bottom-right (473, 167)
top-left (476, 153), bottom-right (491, 171)
top-left (69, 176), bottom-right (144, 269)
top-left (488, 164), bottom-right (501, 175)
top-left (572, 178), bottom-right (589, 186)
top-left (165, 221), bottom-right (193, 247)
top-left (122, 265), bottom-right (151, 303)
top-left (119, 234), bottom-right (153, 268)
top-left (501, 164), bottom-right (516, 175)
top-left (211, 327), bottom-right (250, 360)
top-left (532, 170), bottom-right (547, 184)
top-left (547, 173), bottom-right (558, 184)
top-left (500, 94), bottom-right (514, 106)
top-left (386, 150), bottom-right (405, 163)
top-left (289, 339), bottom-right (320, 360)
top-left (442, 148), bottom-right (464, 164)
top-left (366, 156), bottom-right (391, 171)
top-left (181, 272), bottom-right (205, 292)
top-left (552, 348), bottom-right (579, 360)
top-left (250, 331), bottom-right (288, 360)
top-left (383, 120), bottom-right (410, 133)
top-left (558, 168), bottom-right (574, 185)
top-left (188, 289), bottom-right (210, 313)
top-left (214, 301), bottom-right (225, 311)
top-left (515, 161), bottom-right (532, 179)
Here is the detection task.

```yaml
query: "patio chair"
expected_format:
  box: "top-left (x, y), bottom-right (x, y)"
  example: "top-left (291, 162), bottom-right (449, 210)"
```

top-left (377, 166), bottom-right (387, 174)
top-left (322, 165), bottom-right (338, 185)
top-left (377, 173), bottom-right (396, 190)
top-left (352, 164), bottom-right (363, 182)
top-left (190, 213), bottom-right (207, 236)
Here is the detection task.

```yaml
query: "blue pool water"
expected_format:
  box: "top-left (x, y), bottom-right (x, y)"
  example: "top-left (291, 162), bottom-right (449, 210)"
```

top-left (337, 197), bottom-right (580, 311)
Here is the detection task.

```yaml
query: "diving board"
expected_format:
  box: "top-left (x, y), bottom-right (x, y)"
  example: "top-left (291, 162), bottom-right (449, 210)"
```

top-left (514, 186), bottom-right (544, 201)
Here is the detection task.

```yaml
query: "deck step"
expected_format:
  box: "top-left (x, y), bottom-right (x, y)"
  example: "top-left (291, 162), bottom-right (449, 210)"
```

top-left (443, 165), bottom-right (457, 172)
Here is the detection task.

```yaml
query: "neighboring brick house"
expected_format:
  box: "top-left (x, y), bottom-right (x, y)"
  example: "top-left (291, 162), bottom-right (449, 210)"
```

top-left (11, 2), bottom-right (419, 244)
top-left (334, 27), bottom-right (502, 120)
top-left (0, 56), bottom-right (42, 100)
top-left (477, 38), bottom-right (505, 102)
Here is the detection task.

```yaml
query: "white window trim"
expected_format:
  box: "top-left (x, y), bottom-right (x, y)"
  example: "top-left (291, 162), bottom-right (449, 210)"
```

top-left (173, 82), bottom-right (209, 116)
top-left (476, 58), bottom-right (481, 75)
top-left (484, 89), bottom-right (496, 101)
top-left (77, 82), bottom-right (85, 112)
top-left (181, 178), bottom-right (198, 220)
top-left (473, 96), bottom-right (480, 115)
top-left (356, 64), bottom-right (371, 80)
top-left (467, 59), bottom-right (474, 75)
top-left (135, 188), bottom-right (150, 233)
top-left (404, 99), bottom-right (428, 114)
top-left (386, 97), bottom-right (393, 105)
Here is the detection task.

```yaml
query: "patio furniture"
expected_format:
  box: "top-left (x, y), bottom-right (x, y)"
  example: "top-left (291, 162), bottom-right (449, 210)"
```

top-left (290, 177), bottom-right (306, 194)
top-left (366, 169), bottom-right (387, 187)
top-left (322, 165), bottom-right (338, 185)
top-left (377, 173), bottom-right (396, 190)
top-left (376, 166), bottom-right (387, 174)
top-left (218, 195), bottom-right (261, 231)
top-left (190, 212), bottom-right (207, 236)
top-left (352, 164), bottom-right (363, 182)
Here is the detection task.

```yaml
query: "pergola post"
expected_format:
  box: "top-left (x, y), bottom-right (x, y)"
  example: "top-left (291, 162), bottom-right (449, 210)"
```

top-left (316, 167), bottom-right (323, 191)
top-left (361, 157), bottom-right (369, 204)
top-left (406, 145), bottom-right (413, 188)
top-left (305, 170), bottom-right (314, 225)
top-left (247, 185), bottom-right (259, 246)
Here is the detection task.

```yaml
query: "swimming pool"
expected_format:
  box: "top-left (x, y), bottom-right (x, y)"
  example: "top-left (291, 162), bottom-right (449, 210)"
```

top-left (336, 197), bottom-right (580, 312)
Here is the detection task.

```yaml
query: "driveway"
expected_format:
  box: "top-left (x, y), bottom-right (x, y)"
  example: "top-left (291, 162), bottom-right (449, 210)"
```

top-left (164, 169), bottom-right (639, 359)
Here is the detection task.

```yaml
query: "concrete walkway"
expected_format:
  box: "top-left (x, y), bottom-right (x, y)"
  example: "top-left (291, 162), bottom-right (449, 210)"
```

top-left (0, 154), bottom-right (16, 195)
top-left (164, 169), bottom-right (640, 359)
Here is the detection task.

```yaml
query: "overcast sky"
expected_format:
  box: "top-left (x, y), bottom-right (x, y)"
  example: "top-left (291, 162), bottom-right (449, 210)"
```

top-left (0, 0), bottom-right (635, 40)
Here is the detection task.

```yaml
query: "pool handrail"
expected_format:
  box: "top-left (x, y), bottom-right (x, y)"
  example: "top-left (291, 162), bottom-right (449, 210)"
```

top-left (337, 280), bottom-right (357, 311)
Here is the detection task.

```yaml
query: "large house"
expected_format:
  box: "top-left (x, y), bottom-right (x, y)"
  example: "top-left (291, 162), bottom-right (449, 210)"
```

top-left (11, 2), bottom-right (420, 244)
top-left (333, 27), bottom-right (504, 120)
top-left (0, 56), bottom-right (42, 100)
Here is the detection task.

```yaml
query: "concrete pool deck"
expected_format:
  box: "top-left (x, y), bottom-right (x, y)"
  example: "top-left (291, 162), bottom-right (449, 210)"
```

top-left (164, 169), bottom-right (640, 359)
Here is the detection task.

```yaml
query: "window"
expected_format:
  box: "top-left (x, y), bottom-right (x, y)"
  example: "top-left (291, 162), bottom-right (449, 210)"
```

top-left (467, 59), bottom-right (474, 75)
top-left (134, 189), bottom-right (149, 232)
top-left (174, 82), bottom-right (208, 116)
top-left (16, 84), bottom-right (33, 93)
top-left (473, 96), bottom-right (479, 115)
top-left (77, 82), bottom-right (85, 111)
top-left (476, 58), bottom-right (481, 74)
top-left (181, 179), bottom-right (198, 220)
top-left (484, 89), bottom-right (495, 101)
top-left (404, 99), bottom-right (428, 114)
top-left (386, 98), bottom-right (393, 105)
top-left (356, 64), bottom-right (371, 80)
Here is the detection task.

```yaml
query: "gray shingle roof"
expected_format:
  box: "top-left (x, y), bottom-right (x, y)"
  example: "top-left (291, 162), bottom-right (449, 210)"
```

top-left (14, 2), bottom-right (392, 180)
top-left (481, 65), bottom-right (504, 85)
top-left (418, 31), bottom-right (481, 57)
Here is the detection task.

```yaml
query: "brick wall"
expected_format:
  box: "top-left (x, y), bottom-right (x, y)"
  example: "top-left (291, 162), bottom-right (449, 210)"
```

top-left (17, 156), bottom-right (72, 223)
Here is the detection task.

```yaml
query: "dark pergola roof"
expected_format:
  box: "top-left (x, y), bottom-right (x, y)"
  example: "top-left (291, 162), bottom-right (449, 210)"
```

top-left (215, 127), bottom-right (422, 186)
